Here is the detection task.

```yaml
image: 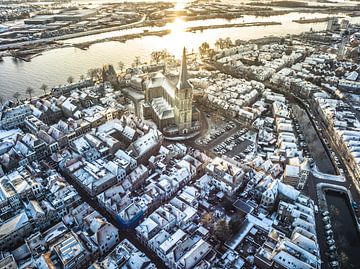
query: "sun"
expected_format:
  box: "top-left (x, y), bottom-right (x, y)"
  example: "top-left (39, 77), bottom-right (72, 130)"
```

top-left (169, 17), bottom-right (186, 36)
top-left (166, 17), bottom-right (189, 57)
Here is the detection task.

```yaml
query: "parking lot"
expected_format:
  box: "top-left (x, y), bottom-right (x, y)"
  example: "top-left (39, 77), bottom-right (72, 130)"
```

top-left (212, 130), bottom-right (254, 161)
top-left (196, 118), bottom-right (237, 148)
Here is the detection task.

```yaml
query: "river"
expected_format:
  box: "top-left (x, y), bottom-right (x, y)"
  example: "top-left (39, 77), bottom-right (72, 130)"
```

top-left (1, 9), bottom-right (360, 99)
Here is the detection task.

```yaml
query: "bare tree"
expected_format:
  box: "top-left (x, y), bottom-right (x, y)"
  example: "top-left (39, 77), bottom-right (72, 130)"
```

top-left (67, 76), bottom-right (74, 84)
top-left (214, 219), bottom-right (231, 242)
top-left (208, 49), bottom-right (216, 60)
top-left (132, 56), bottom-right (141, 67)
top-left (40, 84), bottom-right (48, 95)
top-left (215, 38), bottom-right (224, 50)
top-left (151, 50), bottom-right (176, 66)
top-left (118, 61), bottom-right (125, 72)
top-left (79, 74), bottom-right (85, 81)
top-left (199, 42), bottom-right (210, 57)
top-left (201, 212), bottom-right (213, 228)
top-left (229, 213), bottom-right (244, 233)
top-left (87, 68), bottom-right (103, 81)
top-left (13, 92), bottom-right (21, 102)
top-left (225, 37), bottom-right (233, 48)
top-left (26, 87), bottom-right (34, 99)
top-left (151, 51), bottom-right (163, 64)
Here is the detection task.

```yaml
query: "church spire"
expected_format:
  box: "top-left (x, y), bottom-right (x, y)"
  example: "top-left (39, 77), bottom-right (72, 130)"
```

top-left (177, 47), bottom-right (191, 90)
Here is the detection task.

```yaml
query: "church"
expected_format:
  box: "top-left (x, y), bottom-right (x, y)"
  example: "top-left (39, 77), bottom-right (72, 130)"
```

top-left (143, 48), bottom-right (200, 136)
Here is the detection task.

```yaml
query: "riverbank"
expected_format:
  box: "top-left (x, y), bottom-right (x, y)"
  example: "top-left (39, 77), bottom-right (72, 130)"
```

top-left (186, 21), bottom-right (281, 32)
top-left (73, 29), bottom-right (172, 50)
top-left (0, 10), bottom-right (339, 97)
top-left (0, 12), bottom-right (284, 52)
top-left (72, 21), bottom-right (282, 50)
top-left (293, 16), bottom-right (342, 24)
top-left (0, 14), bottom-right (147, 52)
top-left (0, 17), bottom-right (282, 59)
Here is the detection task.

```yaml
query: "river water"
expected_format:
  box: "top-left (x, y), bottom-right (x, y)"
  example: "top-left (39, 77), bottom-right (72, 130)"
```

top-left (0, 9), bottom-right (360, 99)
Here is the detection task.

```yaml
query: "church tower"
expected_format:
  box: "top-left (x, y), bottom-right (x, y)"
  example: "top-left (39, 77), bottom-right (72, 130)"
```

top-left (174, 47), bottom-right (193, 134)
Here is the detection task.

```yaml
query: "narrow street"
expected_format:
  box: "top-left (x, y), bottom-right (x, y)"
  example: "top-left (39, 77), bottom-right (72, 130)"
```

top-left (57, 167), bottom-right (168, 269)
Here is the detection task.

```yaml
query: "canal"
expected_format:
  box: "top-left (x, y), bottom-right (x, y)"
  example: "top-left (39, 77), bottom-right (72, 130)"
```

top-left (291, 104), bottom-right (336, 175)
top-left (326, 190), bottom-right (360, 269)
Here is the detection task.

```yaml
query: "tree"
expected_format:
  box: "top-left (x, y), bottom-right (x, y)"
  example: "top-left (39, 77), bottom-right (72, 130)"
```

top-left (214, 219), bottom-right (231, 242)
top-left (225, 37), bottom-right (233, 48)
top-left (67, 76), bottom-right (74, 84)
top-left (208, 49), bottom-right (216, 60)
top-left (215, 37), bottom-right (233, 50)
top-left (118, 61), bottom-right (125, 72)
top-left (26, 87), bottom-right (34, 99)
top-left (79, 74), bottom-right (85, 81)
top-left (87, 68), bottom-right (102, 81)
top-left (150, 49), bottom-right (173, 65)
top-left (0, 96), bottom-right (4, 105)
top-left (215, 38), bottom-right (224, 50)
top-left (132, 56), bottom-right (141, 67)
top-left (199, 42), bottom-right (210, 57)
top-left (151, 51), bottom-right (163, 64)
top-left (40, 84), bottom-right (48, 95)
top-left (339, 252), bottom-right (349, 265)
top-left (229, 213), bottom-right (244, 234)
top-left (201, 213), bottom-right (213, 228)
top-left (13, 92), bottom-right (21, 102)
top-left (165, 53), bottom-right (176, 67)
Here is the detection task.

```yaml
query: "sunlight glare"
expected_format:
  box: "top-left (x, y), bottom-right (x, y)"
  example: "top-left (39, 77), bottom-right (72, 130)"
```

top-left (167, 17), bottom-right (189, 57)
top-left (174, 0), bottom-right (188, 11)
top-left (169, 17), bottom-right (186, 35)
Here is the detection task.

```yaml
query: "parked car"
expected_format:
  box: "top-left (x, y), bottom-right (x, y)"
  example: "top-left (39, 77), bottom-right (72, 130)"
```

top-left (330, 261), bottom-right (339, 268)
top-left (322, 211), bottom-right (330, 217)
top-left (326, 239), bottom-right (335, 246)
top-left (314, 205), bottom-right (319, 214)
top-left (323, 216), bottom-right (330, 222)
top-left (325, 230), bottom-right (333, 236)
top-left (325, 224), bottom-right (332, 230)
top-left (328, 254), bottom-right (337, 260)
top-left (326, 236), bottom-right (333, 241)
top-left (328, 245), bottom-right (337, 252)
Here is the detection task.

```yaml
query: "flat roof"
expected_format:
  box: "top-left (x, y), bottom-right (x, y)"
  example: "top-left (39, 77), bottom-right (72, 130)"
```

top-left (233, 199), bottom-right (254, 214)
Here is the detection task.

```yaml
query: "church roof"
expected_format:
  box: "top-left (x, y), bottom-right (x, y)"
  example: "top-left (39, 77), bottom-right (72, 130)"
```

top-left (147, 73), bottom-right (176, 99)
top-left (152, 97), bottom-right (175, 120)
